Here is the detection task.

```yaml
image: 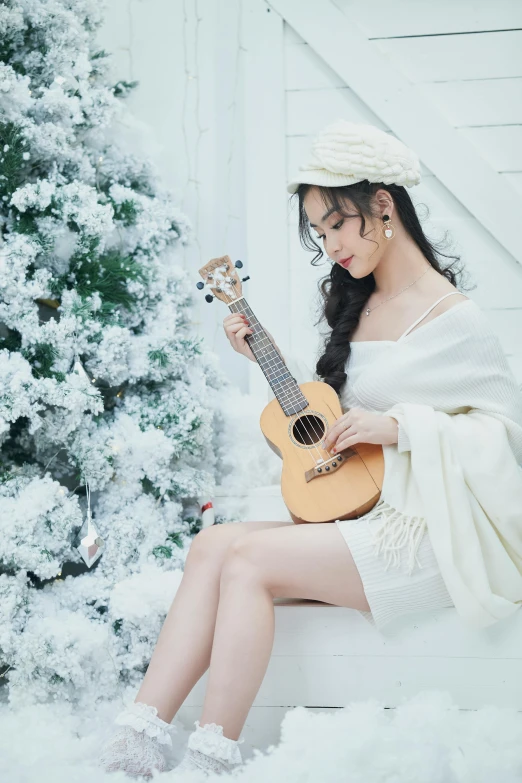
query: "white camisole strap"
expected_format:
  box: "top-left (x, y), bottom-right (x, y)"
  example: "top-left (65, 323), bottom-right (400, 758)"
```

top-left (399, 291), bottom-right (464, 340)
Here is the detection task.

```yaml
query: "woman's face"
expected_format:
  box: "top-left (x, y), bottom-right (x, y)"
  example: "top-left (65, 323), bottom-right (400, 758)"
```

top-left (303, 187), bottom-right (386, 279)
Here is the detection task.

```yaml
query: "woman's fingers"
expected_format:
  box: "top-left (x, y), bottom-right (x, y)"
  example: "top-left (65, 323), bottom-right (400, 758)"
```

top-left (224, 314), bottom-right (252, 337)
top-left (327, 427), bottom-right (357, 453)
top-left (323, 413), bottom-right (352, 450)
top-left (234, 325), bottom-right (253, 342)
top-left (333, 434), bottom-right (360, 451)
top-left (223, 313), bottom-right (248, 324)
top-left (223, 314), bottom-right (255, 359)
top-left (228, 321), bottom-right (251, 335)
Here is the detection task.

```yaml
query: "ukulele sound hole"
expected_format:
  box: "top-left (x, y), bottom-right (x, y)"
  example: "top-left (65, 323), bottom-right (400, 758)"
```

top-left (292, 414), bottom-right (326, 446)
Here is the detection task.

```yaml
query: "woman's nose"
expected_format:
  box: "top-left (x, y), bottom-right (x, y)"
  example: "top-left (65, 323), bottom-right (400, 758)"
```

top-left (326, 239), bottom-right (342, 255)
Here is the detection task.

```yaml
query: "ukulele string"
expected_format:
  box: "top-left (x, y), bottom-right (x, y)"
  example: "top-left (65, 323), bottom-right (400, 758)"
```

top-left (222, 285), bottom-right (332, 466)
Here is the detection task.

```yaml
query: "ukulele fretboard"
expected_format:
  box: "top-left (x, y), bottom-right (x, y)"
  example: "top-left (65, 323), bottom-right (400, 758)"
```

top-left (229, 299), bottom-right (308, 416)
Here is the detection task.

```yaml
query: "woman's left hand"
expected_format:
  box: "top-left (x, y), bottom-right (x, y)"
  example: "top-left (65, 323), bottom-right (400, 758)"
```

top-left (322, 408), bottom-right (398, 453)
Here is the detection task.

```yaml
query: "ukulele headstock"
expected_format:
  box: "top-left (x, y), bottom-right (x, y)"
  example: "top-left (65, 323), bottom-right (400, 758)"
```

top-left (197, 255), bottom-right (247, 305)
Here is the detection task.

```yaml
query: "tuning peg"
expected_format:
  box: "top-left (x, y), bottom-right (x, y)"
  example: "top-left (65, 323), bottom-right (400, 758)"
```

top-left (205, 294), bottom-right (214, 303)
top-left (235, 260), bottom-right (243, 268)
top-left (241, 275), bottom-right (250, 283)
top-left (196, 281), bottom-right (204, 290)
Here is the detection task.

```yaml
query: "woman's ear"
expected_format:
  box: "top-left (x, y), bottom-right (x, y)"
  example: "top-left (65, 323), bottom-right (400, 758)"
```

top-left (374, 188), bottom-right (394, 218)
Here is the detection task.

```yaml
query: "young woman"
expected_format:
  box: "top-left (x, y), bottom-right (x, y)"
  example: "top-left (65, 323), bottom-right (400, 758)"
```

top-left (100, 121), bottom-right (522, 778)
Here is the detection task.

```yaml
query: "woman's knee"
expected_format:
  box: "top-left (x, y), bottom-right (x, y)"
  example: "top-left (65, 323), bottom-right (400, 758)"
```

top-left (186, 523), bottom-right (241, 566)
top-left (219, 533), bottom-right (266, 588)
top-left (186, 520), bottom-right (293, 574)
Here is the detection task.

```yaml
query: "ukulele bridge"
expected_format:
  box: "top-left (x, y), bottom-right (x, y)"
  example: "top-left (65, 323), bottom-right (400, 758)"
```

top-left (304, 448), bottom-right (357, 483)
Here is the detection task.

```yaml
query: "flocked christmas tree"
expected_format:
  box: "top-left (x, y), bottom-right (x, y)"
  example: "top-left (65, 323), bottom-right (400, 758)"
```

top-left (0, 0), bottom-right (239, 707)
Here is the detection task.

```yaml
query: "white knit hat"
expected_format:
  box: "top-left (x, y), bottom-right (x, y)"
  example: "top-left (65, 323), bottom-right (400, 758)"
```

top-left (287, 120), bottom-right (421, 194)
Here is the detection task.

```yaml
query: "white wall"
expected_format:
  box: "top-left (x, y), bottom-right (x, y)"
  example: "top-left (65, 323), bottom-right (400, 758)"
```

top-left (98, 0), bottom-right (522, 399)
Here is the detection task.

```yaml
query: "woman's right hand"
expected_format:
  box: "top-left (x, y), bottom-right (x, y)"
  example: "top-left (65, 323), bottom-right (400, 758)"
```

top-left (223, 314), bottom-right (281, 364)
top-left (223, 313), bottom-right (256, 362)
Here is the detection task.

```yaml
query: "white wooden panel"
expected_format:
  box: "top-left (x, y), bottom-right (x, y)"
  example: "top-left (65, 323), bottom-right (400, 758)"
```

top-left (409, 174), bottom-right (473, 223)
top-left (375, 30), bottom-right (522, 83)
top-left (241, 0), bottom-right (290, 397)
top-left (333, 0), bottom-right (522, 37)
top-left (424, 78), bottom-right (522, 127)
top-left (184, 636), bottom-right (522, 709)
top-left (270, 605), bottom-right (522, 659)
top-left (505, 172), bottom-right (522, 195)
top-left (441, 218), bottom-right (522, 310)
top-left (483, 309), bottom-right (522, 363)
top-left (285, 34), bottom-right (344, 89)
top-left (459, 126), bottom-right (522, 172)
top-left (284, 20), bottom-right (305, 45)
top-left (258, 655), bottom-right (522, 709)
top-left (287, 226), bottom-right (328, 365)
top-left (286, 86), bottom-right (384, 137)
top-left (287, 135), bottom-right (317, 185)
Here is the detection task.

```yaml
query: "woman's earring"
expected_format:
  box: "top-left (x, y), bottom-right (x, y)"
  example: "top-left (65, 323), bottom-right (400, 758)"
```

top-left (381, 214), bottom-right (395, 240)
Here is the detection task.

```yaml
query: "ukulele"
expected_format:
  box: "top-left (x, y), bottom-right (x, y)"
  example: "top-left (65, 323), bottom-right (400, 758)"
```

top-left (198, 255), bottom-right (384, 524)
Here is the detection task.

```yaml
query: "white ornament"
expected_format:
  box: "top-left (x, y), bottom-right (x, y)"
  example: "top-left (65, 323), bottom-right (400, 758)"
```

top-left (385, 229), bottom-right (393, 238)
top-left (76, 477), bottom-right (104, 567)
top-left (71, 353), bottom-right (89, 379)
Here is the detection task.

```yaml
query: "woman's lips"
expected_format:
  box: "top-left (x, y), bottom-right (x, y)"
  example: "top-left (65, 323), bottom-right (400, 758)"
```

top-left (339, 255), bottom-right (353, 268)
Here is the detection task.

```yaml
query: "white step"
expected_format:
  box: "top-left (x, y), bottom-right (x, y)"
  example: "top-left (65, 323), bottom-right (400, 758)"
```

top-left (179, 486), bottom-right (522, 755)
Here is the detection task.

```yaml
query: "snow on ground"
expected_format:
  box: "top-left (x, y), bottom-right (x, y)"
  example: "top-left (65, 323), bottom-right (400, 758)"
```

top-left (1, 689), bottom-right (521, 782)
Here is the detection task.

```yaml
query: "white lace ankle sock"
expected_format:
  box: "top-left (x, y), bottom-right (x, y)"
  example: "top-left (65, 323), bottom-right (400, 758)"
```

top-left (174, 720), bottom-right (245, 776)
top-left (99, 701), bottom-right (177, 778)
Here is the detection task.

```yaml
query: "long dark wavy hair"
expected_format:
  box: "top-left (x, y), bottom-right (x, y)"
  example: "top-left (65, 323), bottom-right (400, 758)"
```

top-left (291, 180), bottom-right (471, 394)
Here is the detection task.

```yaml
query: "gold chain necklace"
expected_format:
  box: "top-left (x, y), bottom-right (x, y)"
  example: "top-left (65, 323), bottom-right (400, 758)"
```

top-left (365, 265), bottom-right (431, 316)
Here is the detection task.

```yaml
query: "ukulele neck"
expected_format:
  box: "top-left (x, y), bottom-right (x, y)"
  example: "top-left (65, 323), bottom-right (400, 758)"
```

top-left (228, 298), bottom-right (308, 416)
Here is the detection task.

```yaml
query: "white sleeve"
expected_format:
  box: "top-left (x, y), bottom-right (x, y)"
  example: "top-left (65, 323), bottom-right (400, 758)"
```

top-left (387, 410), bottom-right (412, 453)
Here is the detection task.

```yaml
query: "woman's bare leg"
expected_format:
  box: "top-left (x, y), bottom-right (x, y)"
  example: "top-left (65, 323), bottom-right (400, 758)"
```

top-left (134, 519), bottom-right (294, 722)
top-left (199, 522), bottom-right (370, 740)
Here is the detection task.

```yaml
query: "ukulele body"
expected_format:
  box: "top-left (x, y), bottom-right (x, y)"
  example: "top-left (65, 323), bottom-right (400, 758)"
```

top-left (260, 381), bottom-right (384, 524)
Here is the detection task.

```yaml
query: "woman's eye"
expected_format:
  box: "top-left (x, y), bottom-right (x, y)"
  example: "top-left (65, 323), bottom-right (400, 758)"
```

top-left (315, 220), bottom-right (343, 241)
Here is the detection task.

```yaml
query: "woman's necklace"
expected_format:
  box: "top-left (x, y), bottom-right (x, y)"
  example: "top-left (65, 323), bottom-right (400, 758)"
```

top-left (365, 265), bottom-right (431, 316)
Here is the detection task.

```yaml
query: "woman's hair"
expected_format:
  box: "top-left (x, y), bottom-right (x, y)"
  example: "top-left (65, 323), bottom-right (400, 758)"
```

top-left (292, 180), bottom-right (470, 394)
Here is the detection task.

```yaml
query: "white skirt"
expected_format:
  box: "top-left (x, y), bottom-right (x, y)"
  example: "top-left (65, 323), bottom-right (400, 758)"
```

top-left (336, 512), bottom-right (455, 630)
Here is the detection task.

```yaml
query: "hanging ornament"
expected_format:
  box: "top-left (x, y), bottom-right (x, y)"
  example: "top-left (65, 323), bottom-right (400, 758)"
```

top-left (75, 476), bottom-right (104, 567)
top-left (72, 356), bottom-right (88, 379)
top-left (70, 351), bottom-right (92, 382)
top-left (50, 74), bottom-right (80, 93)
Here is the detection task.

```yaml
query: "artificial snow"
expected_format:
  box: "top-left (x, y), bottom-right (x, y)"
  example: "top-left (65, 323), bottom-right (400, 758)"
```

top-left (0, 690), bottom-right (521, 782)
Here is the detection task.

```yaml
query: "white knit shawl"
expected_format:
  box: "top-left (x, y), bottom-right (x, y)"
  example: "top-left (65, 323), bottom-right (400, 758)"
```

top-left (278, 300), bottom-right (522, 629)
